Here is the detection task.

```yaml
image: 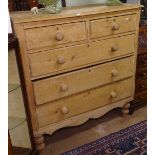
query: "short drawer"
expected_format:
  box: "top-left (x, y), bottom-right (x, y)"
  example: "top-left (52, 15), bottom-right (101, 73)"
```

top-left (29, 34), bottom-right (134, 78)
top-left (135, 79), bottom-right (147, 92)
top-left (25, 22), bottom-right (87, 50)
top-left (138, 48), bottom-right (147, 55)
top-left (90, 14), bottom-right (137, 39)
top-left (137, 54), bottom-right (147, 69)
top-left (33, 56), bottom-right (134, 105)
top-left (137, 26), bottom-right (147, 55)
top-left (36, 78), bottom-right (133, 127)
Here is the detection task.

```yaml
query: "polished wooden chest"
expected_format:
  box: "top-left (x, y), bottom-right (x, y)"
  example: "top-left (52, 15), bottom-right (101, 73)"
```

top-left (11, 4), bottom-right (141, 153)
top-left (130, 24), bottom-right (147, 112)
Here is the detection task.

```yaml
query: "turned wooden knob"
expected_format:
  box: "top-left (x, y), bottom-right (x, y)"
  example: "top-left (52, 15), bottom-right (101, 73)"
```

top-left (110, 91), bottom-right (117, 98)
top-left (141, 59), bottom-right (147, 65)
top-left (138, 96), bottom-right (145, 100)
top-left (60, 84), bottom-right (68, 92)
top-left (57, 56), bottom-right (65, 64)
top-left (61, 106), bottom-right (69, 114)
top-left (112, 23), bottom-right (120, 31)
top-left (140, 84), bottom-right (145, 89)
top-left (55, 32), bottom-right (64, 41)
top-left (125, 17), bottom-right (130, 21)
top-left (111, 45), bottom-right (119, 52)
top-left (111, 69), bottom-right (118, 77)
top-left (142, 72), bottom-right (146, 76)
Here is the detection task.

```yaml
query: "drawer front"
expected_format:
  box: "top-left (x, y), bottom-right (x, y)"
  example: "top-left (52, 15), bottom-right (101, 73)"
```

top-left (138, 26), bottom-right (147, 55)
top-left (136, 68), bottom-right (147, 80)
top-left (90, 14), bottom-right (136, 39)
top-left (135, 79), bottom-right (147, 92)
top-left (33, 56), bottom-right (134, 105)
top-left (137, 54), bottom-right (147, 69)
top-left (134, 90), bottom-right (147, 103)
top-left (36, 78), bottom-right (133, 127)
top-left (25, 22), bottom-right (87, 50)
top-left (29, 34), bottom-right (134, 78)
top-left (138, 48), bottom-right (147, 55)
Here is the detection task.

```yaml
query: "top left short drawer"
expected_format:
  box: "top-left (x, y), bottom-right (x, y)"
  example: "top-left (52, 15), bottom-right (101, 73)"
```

top-left (24, 21), bottom-right (87, 50)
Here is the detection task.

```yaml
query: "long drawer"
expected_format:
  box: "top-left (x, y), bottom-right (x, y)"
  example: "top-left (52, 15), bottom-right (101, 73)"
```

top-left (36, 78), bottom-right (133, 128)
top-left (33, 56), bottom-right (134, 105)
top-left (137, 54), bottom-right (147, 69)
top-left (25, 21), bottom-right (87, 50)
top-left (90, 14), bottom-right (137, 39)
top-left (136, 68), bottom-right (147, 80)
top-left (134, 90), bottom-right (147, 103)
top-left (135, 79), bottom-right (147, 92)
top-left (29, 34), bottom-right (134, 78)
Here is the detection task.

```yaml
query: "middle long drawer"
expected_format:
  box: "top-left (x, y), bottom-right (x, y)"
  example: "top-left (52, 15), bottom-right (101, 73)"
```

top-left (29, 34), bottom-right (134, 78)
top-left (33, 56), bottom-right (134, 105)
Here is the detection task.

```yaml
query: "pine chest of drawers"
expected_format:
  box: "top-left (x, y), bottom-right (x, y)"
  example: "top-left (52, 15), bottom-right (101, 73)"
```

top-left (11, 4), bottom-right (141, 153)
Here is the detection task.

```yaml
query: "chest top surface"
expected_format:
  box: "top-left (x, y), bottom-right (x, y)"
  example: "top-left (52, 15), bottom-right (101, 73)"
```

top-left (11, 4), bottom-right (141, 23)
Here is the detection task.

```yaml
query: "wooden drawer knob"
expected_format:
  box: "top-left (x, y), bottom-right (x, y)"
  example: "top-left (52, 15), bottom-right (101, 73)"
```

top-left (142, 72), bottom-right (146, 76)
top-left (112, 23), bottom-right (120, 31)
top-left (57, 56), bottom-right (65, 64)
top-left (60, 84), bottom-right (68, 92)
top-left (111, 69), bottom-right (118, 76)
top-left (61, 106), bottom-right (69, 114)
top-left (138, 96), bottom-right (145, 100)
top-left (55, 32), bottom-right (64, 41)
top-left (142, 59), bottom-right (147, 65)
top-left (125, 17), bottom-right (131, 21)
top-left (140, 84), bottom-right (145, 89)
top-left (111, 45), bottom-right (119, 52)
top-left (110, 91), bottom-right (117, 98)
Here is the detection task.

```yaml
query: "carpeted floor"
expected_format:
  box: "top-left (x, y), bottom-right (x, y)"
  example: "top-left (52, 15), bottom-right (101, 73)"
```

top-left (63, 120), bottom-right (147, 155)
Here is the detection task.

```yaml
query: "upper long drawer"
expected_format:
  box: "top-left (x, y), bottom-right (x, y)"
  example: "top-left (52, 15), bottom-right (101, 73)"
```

top-left (33, 56), bottom-right (134, 105)
top-left (90, 14), bottom-right (137, 39)
top-left (25, 22), bottom-right (87, 50)
top-left (29, 34), bottom-right (134, 78)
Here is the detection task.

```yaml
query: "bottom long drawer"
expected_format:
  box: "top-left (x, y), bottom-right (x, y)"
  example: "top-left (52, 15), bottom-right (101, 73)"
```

top-left (134, 90), bottom-right (147, 103)
top-left (36, 78), bottom-right (134, 128)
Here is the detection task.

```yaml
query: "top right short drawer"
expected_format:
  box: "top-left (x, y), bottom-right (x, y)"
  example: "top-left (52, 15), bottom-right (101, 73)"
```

top-left (90, 14), bottom-right (137, 39)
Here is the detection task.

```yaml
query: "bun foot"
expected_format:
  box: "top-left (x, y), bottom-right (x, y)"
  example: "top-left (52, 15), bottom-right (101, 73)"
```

top-left (122, 102), bottom-right (130, 117)
top-left (34, 134), bottom-right (45, 155)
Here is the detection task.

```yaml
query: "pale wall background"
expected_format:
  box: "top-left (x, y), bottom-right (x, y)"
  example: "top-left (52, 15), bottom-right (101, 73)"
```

top-left (66, 0), bottom-right (140, 7)
top-left (127, 0), bottom-right (140, 4)
top-left (66, 0), bottom-right (106, 6)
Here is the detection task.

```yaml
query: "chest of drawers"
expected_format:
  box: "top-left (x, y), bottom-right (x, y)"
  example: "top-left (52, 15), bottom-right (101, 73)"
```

top-left (11, 4), bottom-right (141, 153)
top-left (130, 24), bottom-right (147, 113)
